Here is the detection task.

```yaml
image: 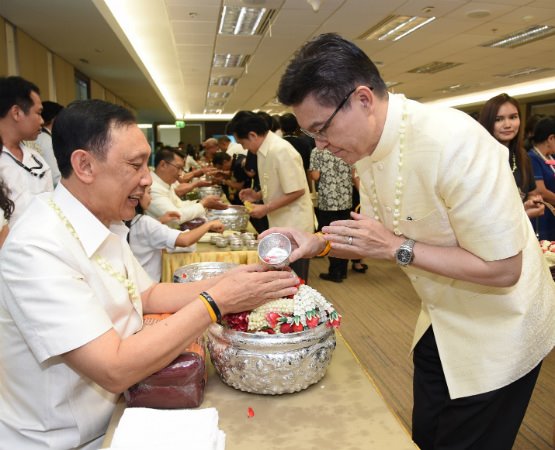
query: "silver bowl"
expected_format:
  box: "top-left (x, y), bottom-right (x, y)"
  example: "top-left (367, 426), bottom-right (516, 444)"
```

top-left (206, 322), bottom-right (336, 395)
top-left (258, 232), bottom-right (291, 268)
top-left (197, 185), bottom-right (223, 199)
top-left (206, 205), bottom-right (249, 231)
top-left (173, 262), bottom-right (238, 283)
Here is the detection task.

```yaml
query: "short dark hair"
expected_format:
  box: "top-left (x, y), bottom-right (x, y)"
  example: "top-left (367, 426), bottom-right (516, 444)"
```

top-left (41, 101), bottom-right (64, 125)
top-left (280, 113), bottom-right (300, 134)
top-left (154, 147), bottom-right (182, 168)
top-left (52, 99), bottom-right (136, 178)
top-left (533, 116), bottom-right (555, 144)
top-left (0, 76), bottom-right (40, 118)
top-left (277, 33), bottom-right (387, 108)
top-left (212, 151), bottom-right (232, 167)
top-left (226, 111), bottom-right (269, 138)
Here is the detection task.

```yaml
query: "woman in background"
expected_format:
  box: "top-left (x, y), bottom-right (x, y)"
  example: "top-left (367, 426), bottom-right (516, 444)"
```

top-left (479, 93), bottom-right (544, 220)
top-left (528, 116), bottom-right (555, 240)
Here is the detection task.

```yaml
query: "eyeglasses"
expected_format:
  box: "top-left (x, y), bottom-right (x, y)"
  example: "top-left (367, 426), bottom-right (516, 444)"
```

top-left (300, 86), bottom-right (359, 140)
top-left (5, 152), bottom-right (46, 179)
top-left (166, 161), bottom-right (185, 171)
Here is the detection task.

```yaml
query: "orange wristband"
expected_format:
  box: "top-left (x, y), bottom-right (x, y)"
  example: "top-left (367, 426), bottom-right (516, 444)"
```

top-left (199, 295), bottom-right (217, 323)
top-left (315, 232), bottom-right (331, 257)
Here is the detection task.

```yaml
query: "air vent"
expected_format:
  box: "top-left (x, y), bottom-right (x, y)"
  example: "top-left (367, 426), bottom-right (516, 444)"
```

top-left (207, 92), bottom-right (231, 99)
top-left (481, 25), bottom-right (555, 49)
top-left (408, 61), bottom-right (461, 74)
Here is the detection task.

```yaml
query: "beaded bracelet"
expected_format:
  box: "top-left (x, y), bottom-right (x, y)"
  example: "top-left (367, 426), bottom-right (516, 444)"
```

top-left (200, 291), bottom-right (222, 324)
top-left (199, 295), bottom-right (217, 323)
top-left (315, 232), bottom-right (332, 257)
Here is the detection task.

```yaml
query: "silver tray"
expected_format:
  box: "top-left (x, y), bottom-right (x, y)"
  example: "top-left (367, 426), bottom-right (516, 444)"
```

top-left (173, 262), bottom-right (238, 283)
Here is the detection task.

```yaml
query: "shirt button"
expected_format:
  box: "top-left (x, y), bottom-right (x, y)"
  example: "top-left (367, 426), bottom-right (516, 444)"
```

top-left (377, 163), bottom-right (384, 170)
top-left (385, 206), bottom-right (392, 212)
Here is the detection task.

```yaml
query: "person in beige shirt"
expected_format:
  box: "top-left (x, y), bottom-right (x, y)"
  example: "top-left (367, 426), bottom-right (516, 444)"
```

top-left (265, 33), bottom-right (555, 450)
top-left (228, 111), bottom-right (314, 281)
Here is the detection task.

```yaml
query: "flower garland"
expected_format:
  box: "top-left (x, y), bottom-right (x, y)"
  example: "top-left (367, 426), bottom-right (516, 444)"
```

top-left (48, 199), bottom-right (140, 304)
top-left (222, 284), bottom-right (341, 334)
top-left (369, 98), bottom-right (408, 236)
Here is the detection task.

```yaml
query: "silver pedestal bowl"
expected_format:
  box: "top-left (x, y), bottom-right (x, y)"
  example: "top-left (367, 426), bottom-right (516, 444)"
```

top-left (206, 322), bottom-right (336, 395)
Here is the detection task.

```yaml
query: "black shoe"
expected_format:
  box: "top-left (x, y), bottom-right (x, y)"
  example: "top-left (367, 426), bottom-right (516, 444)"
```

top-left (319, 273), bottom-right (343, 283)
top-left (352, 263), bottom-right (368, 273)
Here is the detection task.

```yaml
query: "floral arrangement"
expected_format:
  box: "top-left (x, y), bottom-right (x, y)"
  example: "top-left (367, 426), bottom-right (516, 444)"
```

top-left (221, 283), bottom-right (341, 334)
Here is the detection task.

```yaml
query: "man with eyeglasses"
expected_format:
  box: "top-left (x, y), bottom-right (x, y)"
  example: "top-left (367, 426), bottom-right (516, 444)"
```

top-left (0, 76), bottom-right (53, 225)
top-left (262, 33), bottom-right (555, 449)
top-left (147, 147), bottom-right (226, 226)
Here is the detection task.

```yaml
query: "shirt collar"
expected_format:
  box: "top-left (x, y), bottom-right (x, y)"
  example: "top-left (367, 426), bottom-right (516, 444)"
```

top-left (257, 131), bottom-right (275, 157)
top-left (369, 93), bottom-right (404, 162)
top-left (53, 183), bottom-right (127, 257)
top-left (151, 170), bottom-right (170, 189)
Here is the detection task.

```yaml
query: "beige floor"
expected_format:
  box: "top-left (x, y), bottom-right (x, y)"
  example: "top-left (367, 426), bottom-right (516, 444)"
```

top-left (308, 256), bottom-right (555, 450)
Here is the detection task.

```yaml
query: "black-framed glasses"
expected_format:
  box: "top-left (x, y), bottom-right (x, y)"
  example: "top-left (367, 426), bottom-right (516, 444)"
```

top-left (5, 152), bottom-right (46, 179)
top-left (300, 86), bottom-right (358, 140)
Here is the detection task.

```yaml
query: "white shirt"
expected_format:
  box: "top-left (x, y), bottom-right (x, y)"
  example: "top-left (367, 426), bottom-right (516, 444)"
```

top-left (0, 183), bottom-right (153, 449)
top-left (0, 144), bottom-right (53, 225)
top-left (257, 131), bottom-right (314, 232)
top-left (185, 154), bottom-right (201, 172)
top-left (356, 93), bottom-right (555, 399)
top-left (128, 214), bottom-right (194, 281)
top-left (34, 128), bottom-right (62, 186)
top-left (147, 171), bottom-right (206, 224)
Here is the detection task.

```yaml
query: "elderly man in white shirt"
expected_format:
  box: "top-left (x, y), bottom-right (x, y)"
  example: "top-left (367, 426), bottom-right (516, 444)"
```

top-left (266, 33), bottom-right (555, 450)
top-left (0, 99), bottom-right (300, 449)
top-left (0, 76), bottom-right (53, 225)
top-left (147, 147), bottom-right (226, 225)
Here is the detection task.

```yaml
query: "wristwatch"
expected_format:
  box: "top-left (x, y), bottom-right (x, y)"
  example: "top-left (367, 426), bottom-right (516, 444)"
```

top-left (395, 239), bottom-right (415, 266)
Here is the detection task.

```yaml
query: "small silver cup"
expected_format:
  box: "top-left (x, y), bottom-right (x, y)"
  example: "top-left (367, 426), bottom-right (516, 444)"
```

top-left (257, 232), bottom-right (292, 269)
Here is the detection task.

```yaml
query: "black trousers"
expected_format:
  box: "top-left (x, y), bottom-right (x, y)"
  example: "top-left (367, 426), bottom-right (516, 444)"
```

top-left (412, 327), bottom-right (542, 450)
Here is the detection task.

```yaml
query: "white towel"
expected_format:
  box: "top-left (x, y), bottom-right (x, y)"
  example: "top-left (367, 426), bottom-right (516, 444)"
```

top-left (106, 407), bottom-right (225, 450)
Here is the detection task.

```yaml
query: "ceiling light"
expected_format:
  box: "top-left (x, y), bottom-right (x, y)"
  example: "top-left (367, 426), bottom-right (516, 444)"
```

top-left (219, 6), bottom-right (274, 35)
top-left (481, 25), bottom-right (555, 48)
top-left (207, 100), bottom-right (226, 108)
top-left (435, 83), bottom-right (476, 93)
top-left (210, 76), bottom-right (238, 86)
top-left (204, 109), bottom-right (223, 114)
top-left (213, 54), bottom-right (250, 68)
top-left (495, 66), bottom-right (554, 78)
top-left (360, 15), bottom-right (436, 42)
top-left (408, 61), bottom-right (461, 74)
top-left (207, 92), bottom-right (231, 99)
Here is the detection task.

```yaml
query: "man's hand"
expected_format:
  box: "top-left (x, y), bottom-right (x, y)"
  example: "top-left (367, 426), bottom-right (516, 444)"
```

top-left (200, 195), bottom-right (227, 210)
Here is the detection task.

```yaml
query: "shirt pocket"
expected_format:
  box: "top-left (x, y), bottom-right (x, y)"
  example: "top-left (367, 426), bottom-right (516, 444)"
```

top-left (399, 208), bottom-right (457, 247)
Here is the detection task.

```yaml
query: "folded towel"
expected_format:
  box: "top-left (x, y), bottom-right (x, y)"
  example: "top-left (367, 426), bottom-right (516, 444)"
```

top-left (107, 407), bottom-right (225, 450)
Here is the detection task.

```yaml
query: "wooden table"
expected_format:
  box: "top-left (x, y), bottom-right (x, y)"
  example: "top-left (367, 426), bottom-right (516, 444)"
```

top-left (162, 243), bottom-right (259, 282)
top-left (102, 333), bottom-right (417, 449)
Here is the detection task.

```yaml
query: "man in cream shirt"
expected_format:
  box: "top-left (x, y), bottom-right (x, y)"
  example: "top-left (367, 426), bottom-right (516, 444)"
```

top-left (266, 33), bottom-right (555, 450)
top-left (147, 147), bottom-right (226, 225)
top-left (229, 110), bottom-right (314, 281)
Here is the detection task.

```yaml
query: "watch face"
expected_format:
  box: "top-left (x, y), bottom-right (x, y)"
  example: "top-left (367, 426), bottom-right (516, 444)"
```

top-left (397, 248), bottom-right (412, 265)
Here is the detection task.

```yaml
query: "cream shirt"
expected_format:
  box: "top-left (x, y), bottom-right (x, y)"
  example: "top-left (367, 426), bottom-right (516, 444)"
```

top-left (34, 129), bottom-right (62, 186)
top-left (0, 183), bottom-right (153, 449)
top-left (257, 131), bottom-right (314, 232)
top-left (147, 171), bottom-right (205, 224)
top-left (356, 93), bottom-right (555, 399)
top-left (0, 144), bottom-right (53, 225)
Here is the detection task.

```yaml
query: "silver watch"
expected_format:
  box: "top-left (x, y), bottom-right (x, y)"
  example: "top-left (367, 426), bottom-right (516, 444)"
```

top-left (395, 239), bottom-right (415, 266)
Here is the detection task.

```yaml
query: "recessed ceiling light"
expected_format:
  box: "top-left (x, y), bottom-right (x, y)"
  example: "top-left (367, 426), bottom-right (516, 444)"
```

top-left (207, 92), bottom-right (231, 99)
top-left (212, 54), bottom-right (250, 68)
top-left (481, 25), bottom-right (555, 48)
top-left (360, 15), bottom-right (436, 42)
top-left (219, 6), bottom-right (275, 35)
top-left (495, 66), bottom-right (554, 78)
top-left (210, 76), bottom-right (238, 86)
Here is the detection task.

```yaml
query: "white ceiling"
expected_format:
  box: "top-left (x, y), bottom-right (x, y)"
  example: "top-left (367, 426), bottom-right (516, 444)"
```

top-left (1, 0), bottom-right (555, 123)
